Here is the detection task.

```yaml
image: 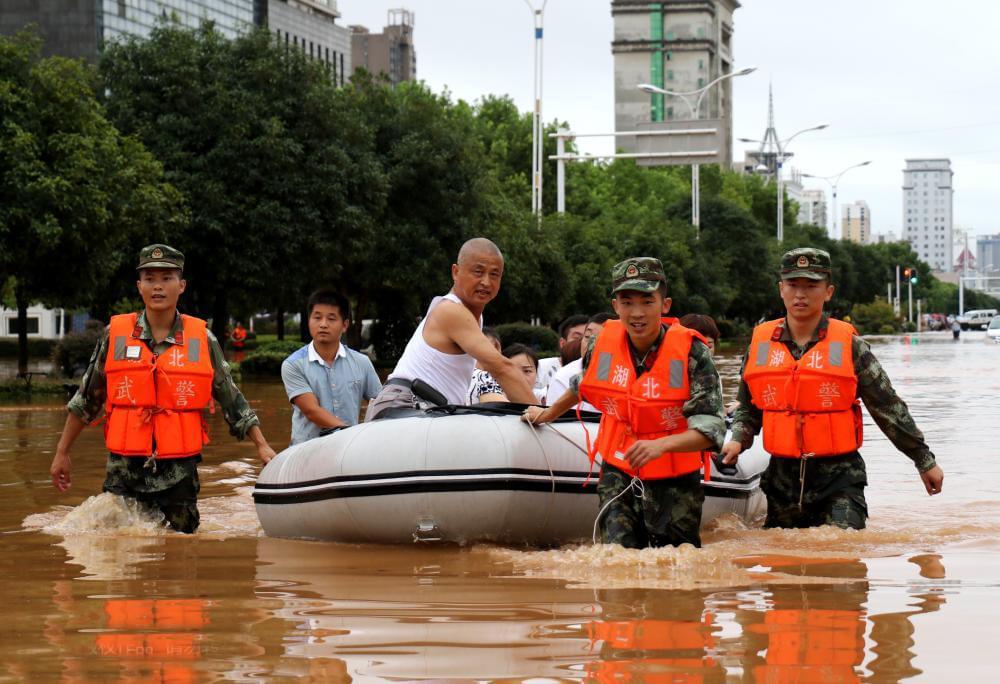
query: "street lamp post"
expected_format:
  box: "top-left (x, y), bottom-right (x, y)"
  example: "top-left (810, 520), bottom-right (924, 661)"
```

top-left (637, 66), bottom-right (756, 238)
top-left (523, 0), bottom-right (548, 221)
top-left (739, 123), bottom-right (829, 241)
top-left (802, 161), bottom-right (873, 239)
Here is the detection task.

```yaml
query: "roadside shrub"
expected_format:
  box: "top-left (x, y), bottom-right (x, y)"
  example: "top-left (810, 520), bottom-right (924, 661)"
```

top-left (850, 301), bottom-right (898, 336)
top-left (495, 322), bottom-right (559, 354)
top-left (0, 337), bottom-right (59, 358)
top-left (237, 340), bottom-right (303, 375)
top-left (878, 324), bottom-right (896, 334)
top-left (51, 320), bottom-right (105, 377)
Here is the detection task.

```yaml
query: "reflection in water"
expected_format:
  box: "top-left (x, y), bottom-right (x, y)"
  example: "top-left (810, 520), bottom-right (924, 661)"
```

top-left (249, 539), bottom-right (950, 681)
top-left (2, 337), bottom-right (997, 680)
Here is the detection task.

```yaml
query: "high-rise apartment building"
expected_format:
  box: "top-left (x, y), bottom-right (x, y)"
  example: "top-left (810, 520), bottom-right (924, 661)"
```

top-left (902, 159), bottom-right (953, 272)
top-left (350, 9), bottom-right (416, 86)
top-left (977, 234), bottom-right (1000, 273)
top-left (798, 189), bottom-right (828, 232)
top-left (611, 0), bottom-right (739, 162)
top-left (842, 201), bottom-right (871, 245)
top-left (266, 0), bottom-right (352, 86)
top-left (0, 0), bottom-right (254, 60)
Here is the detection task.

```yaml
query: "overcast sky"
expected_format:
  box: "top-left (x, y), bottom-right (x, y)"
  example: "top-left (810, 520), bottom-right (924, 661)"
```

top-left (343, 1), bottom-right (1000, 239)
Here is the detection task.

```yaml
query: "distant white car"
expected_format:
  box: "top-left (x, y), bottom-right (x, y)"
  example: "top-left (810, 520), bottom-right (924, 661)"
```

top-left (957, 309), bottom-right (998, 330)
top-left (987, 316), bottom-right (1000, 341)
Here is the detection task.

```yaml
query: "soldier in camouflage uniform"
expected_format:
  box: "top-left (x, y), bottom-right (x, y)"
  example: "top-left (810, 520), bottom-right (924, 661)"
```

top-left (722, 248), bottom-right (944, 529)
top-left (523, 258), bottom-right (725, 548)
top-left (49, 244), bottom-right (277, 533)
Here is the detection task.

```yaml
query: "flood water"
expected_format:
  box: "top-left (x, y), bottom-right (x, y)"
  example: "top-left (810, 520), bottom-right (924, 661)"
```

top-left (3, 331), bottom-right (999, 682)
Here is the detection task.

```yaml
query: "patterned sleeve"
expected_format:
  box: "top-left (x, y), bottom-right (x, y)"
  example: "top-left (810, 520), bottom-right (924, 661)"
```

top-left (568, 334), bottom-right (597, 395)
top-left (853, 336), bottom-right (937, 472)
top-left (468, 369), bottom-right (504, 402)
top-left (207, 330), bottom-right (261, 439)
top-left (729, 344), bottom-right (762, 450)
top-left (66, 327), bottom-right (110, 424)
top-left (683, 339), bottom-right (726, 450)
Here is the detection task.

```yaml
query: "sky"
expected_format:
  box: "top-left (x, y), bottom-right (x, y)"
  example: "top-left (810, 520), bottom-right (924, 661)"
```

top-left (342, 0), bottom-right (1000, 240)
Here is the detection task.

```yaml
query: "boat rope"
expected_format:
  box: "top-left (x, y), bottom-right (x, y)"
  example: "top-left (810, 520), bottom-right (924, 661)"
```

top-left (592, 476), bottom-right (644, 545)
top-left (524, 421), bottom-right (556, 493)
top-left (523, 420), bottom-right (558, 536)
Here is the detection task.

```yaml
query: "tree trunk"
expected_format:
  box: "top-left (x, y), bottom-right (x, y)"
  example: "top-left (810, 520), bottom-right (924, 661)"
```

top-left (299, 307), bottom-right (309, 343)
top-left (211, 295), bottom-right (228, 343)
top-left (15, 284), bottom-right (29, 378)
top-left (348, 290), bottom-right (368, 348)
top-left (276, 306), bottom-right (285, 340)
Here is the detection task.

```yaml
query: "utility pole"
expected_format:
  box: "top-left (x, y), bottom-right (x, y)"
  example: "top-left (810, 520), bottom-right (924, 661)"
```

top-left (524, 0), bottom-right (548, 222)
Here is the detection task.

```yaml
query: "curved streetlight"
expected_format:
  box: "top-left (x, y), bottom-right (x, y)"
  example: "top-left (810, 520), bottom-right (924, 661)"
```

top-left (802, 160), bottom-right (873, 240)
top-left (739, 122), bottom-right (829, 241)
top-left (637, 66), bottom-right (757, 237)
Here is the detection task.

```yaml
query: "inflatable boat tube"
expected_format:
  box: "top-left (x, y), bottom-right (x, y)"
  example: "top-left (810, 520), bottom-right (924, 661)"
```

top-left (254, 405), bottom-right (768, 545)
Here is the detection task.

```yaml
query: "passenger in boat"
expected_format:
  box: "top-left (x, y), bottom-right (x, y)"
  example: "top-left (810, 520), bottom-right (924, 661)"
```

top-left (365, 238), bottom-right (537, 420)
top-left (281, 289), bottom-right (382, 445)
top-left (721, 248), bottom-right (944, 530)
top-left (48, 244), bottom-right (278, 533)
top-left (545, 312), bottom-right (617, 410)
top-left (535, 314), bottom-right (589, 392)
top-left (523, 258), bottom-right (726, 549)
top-left (473, 343), bottom-right (546, 404)
top-left (467, 328), bottom-right (504, 404)
top-left (678, 313), bottom-right (738, 417)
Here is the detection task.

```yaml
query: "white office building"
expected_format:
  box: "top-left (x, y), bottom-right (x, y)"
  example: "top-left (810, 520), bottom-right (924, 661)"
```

top-left (902, 159), bottom-right (953, 271)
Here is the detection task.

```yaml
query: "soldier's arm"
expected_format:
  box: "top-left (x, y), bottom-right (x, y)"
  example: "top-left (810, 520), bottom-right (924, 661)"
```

top-left (526, 333), bottom-right (593, 425)
top-left (680, 339), bottom-right (726, 451)
top-left (728, 346), bottom-right (762, 450)
top-left (66, 328), bottom-right (110, 424)
top-left (207, 332), bottom-right (275, 463)
top-left (854, 336), bottom-right (937, 473)
top-left (207, 330), bottom-right (261, 439)
top-left (53, 330), bottom-right (109, 491)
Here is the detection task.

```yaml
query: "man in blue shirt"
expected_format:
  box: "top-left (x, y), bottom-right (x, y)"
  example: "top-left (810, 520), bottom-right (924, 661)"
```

top-left (281, 290), bottom-right (382, 445)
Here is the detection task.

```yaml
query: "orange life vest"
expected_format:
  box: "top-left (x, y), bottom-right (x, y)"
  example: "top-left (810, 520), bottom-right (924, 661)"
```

top-left (586, 615), bottom-right (716, 683)
top-left (95, 599), bottom-right (207, 671)
top-left (751, 609), bottom-right (863, 683)
top-left (104, 313), bottom-right (213, 459)
top-left (743, 318), bottom-right (863, 458)
top-left (579, 319), bottom-right (705, 480)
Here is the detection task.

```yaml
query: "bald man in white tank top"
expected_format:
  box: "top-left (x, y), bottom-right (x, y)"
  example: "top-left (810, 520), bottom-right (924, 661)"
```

top-left (365, 238), bottom-right (537, 420)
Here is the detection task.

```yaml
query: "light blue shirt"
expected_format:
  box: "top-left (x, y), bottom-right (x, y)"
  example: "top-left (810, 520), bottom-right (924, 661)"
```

top-left (281, 341), bottom-right (382, 445)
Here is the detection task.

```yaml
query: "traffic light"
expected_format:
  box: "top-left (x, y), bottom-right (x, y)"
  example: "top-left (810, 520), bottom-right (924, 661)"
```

top-left (909, 268), bottom-right (918, 284)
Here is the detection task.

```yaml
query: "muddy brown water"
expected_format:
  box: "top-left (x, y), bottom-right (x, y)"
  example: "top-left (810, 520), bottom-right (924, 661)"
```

top-left (2, 332), bottom-right (999, 681)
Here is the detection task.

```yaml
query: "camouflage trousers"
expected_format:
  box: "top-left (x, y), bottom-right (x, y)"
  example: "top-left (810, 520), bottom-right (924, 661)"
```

top-left (103, 454), bottom-right (202, 534)
top-left (596, 463), bottom-right (705, 549)
top-left (761, 453), bottom-right (868, 530)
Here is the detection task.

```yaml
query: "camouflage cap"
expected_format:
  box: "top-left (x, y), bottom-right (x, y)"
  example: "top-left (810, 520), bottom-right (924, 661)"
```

top-left (780, 247), bottom-right (831, 281)
top-left (611, 257), bottom-right (667, 294)
top-left (137, 244), bottom-right (184, 271)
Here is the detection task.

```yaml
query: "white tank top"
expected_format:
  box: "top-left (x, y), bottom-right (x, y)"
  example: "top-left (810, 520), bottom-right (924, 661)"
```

top-left (389, 293), bottom-right (482, 405)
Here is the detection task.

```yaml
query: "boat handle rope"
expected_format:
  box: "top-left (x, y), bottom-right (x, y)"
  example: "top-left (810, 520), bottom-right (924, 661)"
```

top-left (523, 420), bottom-right (558, 536)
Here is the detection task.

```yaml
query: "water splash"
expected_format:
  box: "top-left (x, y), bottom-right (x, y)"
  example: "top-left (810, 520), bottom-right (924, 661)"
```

top-left (23, 492), bottom-right (169, 537)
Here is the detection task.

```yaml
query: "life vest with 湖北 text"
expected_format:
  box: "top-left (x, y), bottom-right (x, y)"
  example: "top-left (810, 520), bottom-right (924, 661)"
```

top-left (579, 319), bottom-right (706, 480)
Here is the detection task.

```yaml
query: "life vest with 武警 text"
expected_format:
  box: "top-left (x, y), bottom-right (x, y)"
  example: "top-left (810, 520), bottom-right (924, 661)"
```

top-left (103, 313), bottom-right (213, 459)
top-left (743, 318), bottom-right (862, 458)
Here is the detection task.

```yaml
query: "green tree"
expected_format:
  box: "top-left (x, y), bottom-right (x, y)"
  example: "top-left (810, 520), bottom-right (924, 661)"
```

top-left (100, 25), bottom-right (383, 340)
top-left (0, 31), bottom-right (184, 375)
